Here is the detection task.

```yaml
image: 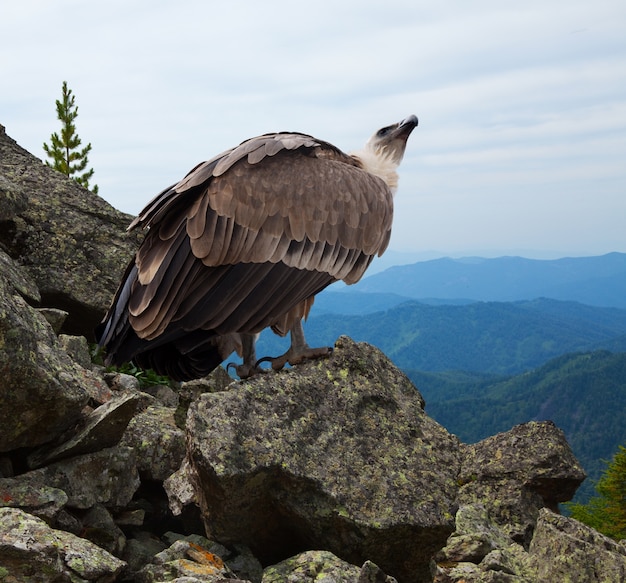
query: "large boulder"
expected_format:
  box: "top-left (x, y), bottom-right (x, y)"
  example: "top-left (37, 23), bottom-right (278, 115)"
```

top-left (0, 507), bottom-right (126, 581)
top-left (0, 249), bottom-right (94, 451)
top-left (184, 336), bottom-right (461, 583)
top-left (457, 421), bottom-right (586, 545)
top-left (529, 508), bottom-right (626, 582)
top-left (1, 446), bottom-right (141, 512)
top-left (0, 123), bottom-right (141, 339)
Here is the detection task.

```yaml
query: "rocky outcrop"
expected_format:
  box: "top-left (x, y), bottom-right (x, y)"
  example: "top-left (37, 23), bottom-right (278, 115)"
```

top-left (184, 337), bottom-right (459, 583)
top-left (0, 123), bottom-right (141, 339)
top-left (1, 124), bottom-right (624, 582)
top-left (0, 248), bottom-right (94, 451)
top-left (432, 505), bottom-right (626, 582)
top-left (0, 507), bottom-right (126, 581)
top-left (457, 421), bottom-right (586, 546)
top-left (529, 508), bottom-right (626, 582)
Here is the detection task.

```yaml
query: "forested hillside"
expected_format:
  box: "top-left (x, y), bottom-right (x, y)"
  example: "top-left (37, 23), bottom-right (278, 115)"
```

top-left (409, 350), bottom-right (626, 503)
top-left (257, 298), bottom-right (626, 375)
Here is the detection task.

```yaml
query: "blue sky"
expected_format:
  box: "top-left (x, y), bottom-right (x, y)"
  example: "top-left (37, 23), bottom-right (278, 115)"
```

top-left (2, 0), bottom-right (625, 260)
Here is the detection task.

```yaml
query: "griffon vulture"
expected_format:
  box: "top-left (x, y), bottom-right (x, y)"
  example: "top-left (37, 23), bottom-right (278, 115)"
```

top-left (97, 115), bottom-right (418, 381)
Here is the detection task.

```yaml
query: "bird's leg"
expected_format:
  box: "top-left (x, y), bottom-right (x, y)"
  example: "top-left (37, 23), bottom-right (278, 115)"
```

top-left (227, 333), bottom-right (263, 379)
top-left (256, 319), bottom-right (332, 371)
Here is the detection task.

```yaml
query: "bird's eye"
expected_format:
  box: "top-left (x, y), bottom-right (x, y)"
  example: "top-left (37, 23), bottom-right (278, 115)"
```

top-left (377, 125), bottom-right (394, 137)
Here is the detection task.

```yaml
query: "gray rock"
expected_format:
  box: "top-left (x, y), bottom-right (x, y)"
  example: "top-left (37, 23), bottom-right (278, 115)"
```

top-left (0, 167), bottom-right (28, 220)
top-left (59, 333), bottom-right (93, 369)
top-left (262, 550), bottom-right (362, 582)
top-left (432, 504), bottom-right (532, 582)
top-left (142, 382), bottom-right (180, 407)
top-left (529, 508), bottom-right (626, 582)
top-left (359, 560), bottom-right (399, 583)
top-left (0, 248), bottom-right (40, 303)
top-left (457, 421), bottom-right (586, 544)
top-left (120, 404), bottom-right (187, 481)
top-left (106, 371), bottom-right (142, 392)
top-left (433, 421), bottom-right (587, 583)
top-left (28, 390), bottom-right (140, 468)
top-left (0, 252), bottom-right (92, 451)
top-left (54, 507), bottom-right (84, 535)
top-left (175, 366), bottom-right (235, 429)
top-left (38, 307), bottom-right (69, 333)
top-left (138, 538), bottom-right (238, 582)
top-left (187, 337), bottom-right (459, 583)
top-left (0, 476), bottom-right (68, 523)
top-left (164, 456), bottom-right (199, 516)
top-left (438, 533), bottom-right (496, 564)
top-left (262, 551), bottom-right (396, 583)
top-left (225, 544), bottom-right (264, 583)
top-left (262, 550), bottom-right (396, 583)
top-left (82, 503), bottom-right (127, 556)
top-left (0, 507), bottom-right (126, 581)
top-left (16, 446), bottom-right (141, 510)
top-left (162, 533), bottom-right (263, 583)
top-left (122, 531), bottom-right (168, 575)
top-left (480, 545), bottom-right (531, 579)
top-left (0, 124), bottom-right (141, 339)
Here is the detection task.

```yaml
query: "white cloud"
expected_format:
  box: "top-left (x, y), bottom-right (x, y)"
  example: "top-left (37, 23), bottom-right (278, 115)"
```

top-left (1, 0), bottom-right (625, 257)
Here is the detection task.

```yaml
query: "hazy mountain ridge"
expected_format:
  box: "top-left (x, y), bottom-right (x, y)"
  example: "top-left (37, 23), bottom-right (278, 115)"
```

top-left (344, 252), bottom-right (626, 308)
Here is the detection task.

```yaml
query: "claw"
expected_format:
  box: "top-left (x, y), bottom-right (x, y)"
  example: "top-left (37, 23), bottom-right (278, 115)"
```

top-left (225, 322), bottom-right (332, 378)
top-left (226, 360), bottom-right (264, 379)
top-left (255, 345), bottom-right (332, 372)
top-left (255, 354), bottom-right (288, 371)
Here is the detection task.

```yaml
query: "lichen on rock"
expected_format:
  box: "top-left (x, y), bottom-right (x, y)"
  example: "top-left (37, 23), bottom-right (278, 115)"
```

top-left (186, 337), bottom-right (460, 583)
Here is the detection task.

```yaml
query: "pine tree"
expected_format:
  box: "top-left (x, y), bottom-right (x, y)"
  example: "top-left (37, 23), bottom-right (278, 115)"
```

top-left (43, 81), bottom-right (99, 194)
top-left (568, 445), bottom-right (626, 540)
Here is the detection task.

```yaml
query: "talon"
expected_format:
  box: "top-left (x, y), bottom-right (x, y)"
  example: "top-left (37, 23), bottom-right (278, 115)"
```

top-left (226, 360), bottom-right (264, 379)
top-left (254, 346), bottom-right (332, 372)
top-left (288, 346), bottom-right (333, 365)
top-left (255, 355), bottom-right (288, 371)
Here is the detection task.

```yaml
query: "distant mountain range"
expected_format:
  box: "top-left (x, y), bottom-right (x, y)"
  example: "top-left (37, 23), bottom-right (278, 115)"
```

top-left (256, 253), bottom-right (626, 375)
top-left (339, 252), bottom-right (626, 308)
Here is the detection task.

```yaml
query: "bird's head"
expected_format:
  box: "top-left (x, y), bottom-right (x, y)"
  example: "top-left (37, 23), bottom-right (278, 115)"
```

top-left (365, 114), bottom-right (418, 164)
top-left (352, 114), bottom-right (418, 192)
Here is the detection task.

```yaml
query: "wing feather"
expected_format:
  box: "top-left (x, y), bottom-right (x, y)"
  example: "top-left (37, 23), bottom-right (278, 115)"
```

top-left (131, 239), bottom-right (198, 337)
top-left (186, 191), bottom-right (211, 240)
top-left (132, 132), bottom-right (392, 278)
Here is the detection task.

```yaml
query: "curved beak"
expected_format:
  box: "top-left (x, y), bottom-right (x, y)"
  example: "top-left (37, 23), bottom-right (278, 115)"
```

top-left (394, 114), bottom-right (418, 139)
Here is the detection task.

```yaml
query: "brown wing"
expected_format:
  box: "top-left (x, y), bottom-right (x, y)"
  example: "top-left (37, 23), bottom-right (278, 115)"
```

top-left (126, 133), bottom-right (393, 342)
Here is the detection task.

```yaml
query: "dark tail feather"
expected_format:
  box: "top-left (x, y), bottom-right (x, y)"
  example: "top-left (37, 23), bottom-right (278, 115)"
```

top-left (132, 333), bottom-right (240, 381)
top-left (95, 259), bottom-right (143, 365)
